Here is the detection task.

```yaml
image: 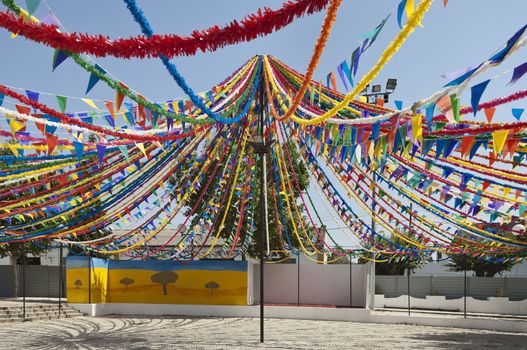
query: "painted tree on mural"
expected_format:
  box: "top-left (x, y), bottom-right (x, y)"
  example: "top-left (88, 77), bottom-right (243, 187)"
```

top-left (74, 279), bottom-right (83, 289)
top-left (151, 271), bottom-right (179, 295)
top-left (204, 281), bottom-right (220, 296)
top-left (120, 277), bottom-right (135, 291)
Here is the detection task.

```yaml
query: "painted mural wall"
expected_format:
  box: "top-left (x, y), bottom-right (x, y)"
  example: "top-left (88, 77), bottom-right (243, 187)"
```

top-left (66, 257), bottom-right (248, 305)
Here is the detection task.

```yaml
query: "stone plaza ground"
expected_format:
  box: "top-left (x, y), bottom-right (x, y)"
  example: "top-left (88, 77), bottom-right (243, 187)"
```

top-left (0, 315), bottom-right (526, 349)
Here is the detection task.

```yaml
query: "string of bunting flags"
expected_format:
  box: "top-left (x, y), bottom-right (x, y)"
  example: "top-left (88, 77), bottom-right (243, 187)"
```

top-left (0, 0), bottom-right (526, 264)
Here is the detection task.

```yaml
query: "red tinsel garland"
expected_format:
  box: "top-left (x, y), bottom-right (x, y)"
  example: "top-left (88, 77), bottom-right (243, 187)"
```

top-left (0, 0), bottom-right (329, 59)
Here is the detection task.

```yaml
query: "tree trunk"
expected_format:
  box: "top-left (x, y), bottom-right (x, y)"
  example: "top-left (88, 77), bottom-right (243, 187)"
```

top-left (11, 256), bottom-right (19, 298)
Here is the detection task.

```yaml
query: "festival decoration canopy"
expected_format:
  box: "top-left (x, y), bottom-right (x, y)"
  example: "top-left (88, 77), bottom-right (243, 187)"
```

top-left (1, 0), bottom-right (527, 265)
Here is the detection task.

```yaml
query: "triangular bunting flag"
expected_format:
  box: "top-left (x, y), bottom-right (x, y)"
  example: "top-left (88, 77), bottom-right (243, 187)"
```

top-left (73, 141), bottom-right (84, 163)
top-left (9, 119), bottom-right (25, 136)
top-left (397, 0), bottom-right (408, 29)
top-left (45, 133), bottom-right (58, 155)
top-left (81, 98), bottom-right (99, 110)
top-left (460, 136), bottom-right (475, 158)
top-left (52, 50), bottom-right (69, 71)
top-left (512, 108), bottom-right (524, 121)
top-left (492, 129), bottom-right (509, 155)
top-left (118, 146), bottom-right (129, 161)
top-left (25, 90), bottom-right (39, 104)
top-left (116, 82), bottom-right (128, 111)
top-left (509, 61), bottom-right (527, 85)
top-left (136, 143), bottom-right (148, 158)
top-left (104, 114), bottom-right (115, 128)
top-left (96, 144), bottom-right (106, 163)
top-left (85, 64), bottom-right (107, 94)
top-left (26, 0), bottom-right (41, 15)
top-left (484, 107), bottom-right (495, 123)
top-left (450, 94), bottom-right (460, 124)
top-left (436, 94), bottom-right (454, 123)
top-left (470, 80), bottom-right (490, 117)
top-left (56, 95), bottom-right (67, 113)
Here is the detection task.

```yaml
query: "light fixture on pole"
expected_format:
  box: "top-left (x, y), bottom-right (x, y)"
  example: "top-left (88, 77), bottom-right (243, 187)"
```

top-left (360, 78), bottom-right (398, 104)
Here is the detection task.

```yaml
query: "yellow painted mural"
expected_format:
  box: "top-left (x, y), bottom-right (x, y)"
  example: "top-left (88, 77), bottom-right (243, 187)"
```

top-left (66, 257), bottom-right (248, 305)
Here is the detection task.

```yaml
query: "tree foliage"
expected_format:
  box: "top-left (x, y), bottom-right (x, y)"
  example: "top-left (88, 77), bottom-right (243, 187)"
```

top-left (446, 253), bottom-right (516, 277)
top-left (446, 231), bottom-right (520, 277)
top-left (0, 144), bottom-right (50, 261)
top-left (0, 135), bottom-right (110, 263)
top-left (358, 231), bottom-right (430, 275)
top-left (169, 135), bottom-right (312, 259)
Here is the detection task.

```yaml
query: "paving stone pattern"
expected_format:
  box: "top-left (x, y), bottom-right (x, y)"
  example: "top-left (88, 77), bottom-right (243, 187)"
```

top-left (0, 316), bottom-right (525, 349)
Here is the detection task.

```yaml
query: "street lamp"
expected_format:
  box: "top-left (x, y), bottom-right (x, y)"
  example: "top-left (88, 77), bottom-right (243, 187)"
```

top-left (360, 78), bottom-right (398, 104)
top-left (512, 223), bottom-right (526, 236)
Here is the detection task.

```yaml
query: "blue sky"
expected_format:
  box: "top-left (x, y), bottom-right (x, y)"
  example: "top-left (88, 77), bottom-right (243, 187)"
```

top-left (0, 1), bottom-right (526, 248)
top-left (0, 0), bottom-right (525, 120)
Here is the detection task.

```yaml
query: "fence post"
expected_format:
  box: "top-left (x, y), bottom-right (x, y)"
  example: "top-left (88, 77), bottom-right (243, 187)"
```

top-left (464, 254), bottom-right (467, 319)
top-left (58, 244), bottom-right (63, 318)
top-left (297, 253), bottom-right (300, 307)
top-left (88, 254), bottom-right (91, 304)
top-left (407, 268), bottom-right (411, 316)
top-left (349, 253), bottom-right (353, 308)
top-left (22, 256), bottom-right (26, 320)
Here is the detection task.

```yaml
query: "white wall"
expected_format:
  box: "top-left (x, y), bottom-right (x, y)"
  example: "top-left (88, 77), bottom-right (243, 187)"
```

top-left (0, 256), bottom-right (10, 266)
top-left (251, 263), bottom-right (368, 307)
top-left (414, 261), bottom-right (527, 277)
top-left (0, 247), bottom-right (66, 266)
top-left (375, 294), bottom-right (527, 315)
top-left (69, 303), bottom-right (527, 333)
top-left (376, 275), bottom-right (527, 300)
top-left (40, 248), bottom-right (64, 266)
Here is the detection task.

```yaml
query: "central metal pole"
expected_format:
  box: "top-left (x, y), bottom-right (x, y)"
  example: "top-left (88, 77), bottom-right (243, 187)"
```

top-left (259, 154), bottom-right (265, 343)
top-left (257, 65), bottom-right (266, 344)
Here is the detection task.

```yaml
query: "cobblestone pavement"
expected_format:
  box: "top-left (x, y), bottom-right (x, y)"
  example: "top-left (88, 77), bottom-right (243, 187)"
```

top-left (0, 316), bottom-right (525, 349)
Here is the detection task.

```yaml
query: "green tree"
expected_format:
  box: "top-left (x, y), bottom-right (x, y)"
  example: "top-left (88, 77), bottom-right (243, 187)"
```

top-left (0, 142), bottom-right (52, 296)
top-left (0, 134), bottom-right (110, 298)
top-left (446, 253), bottom-right (515, 277)
top-left (169, 136), bottom-right (311, 259)
top-left (358, 231), bottom-right (430, 275)
top-left (446, 230), bottom-right (520, 277)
